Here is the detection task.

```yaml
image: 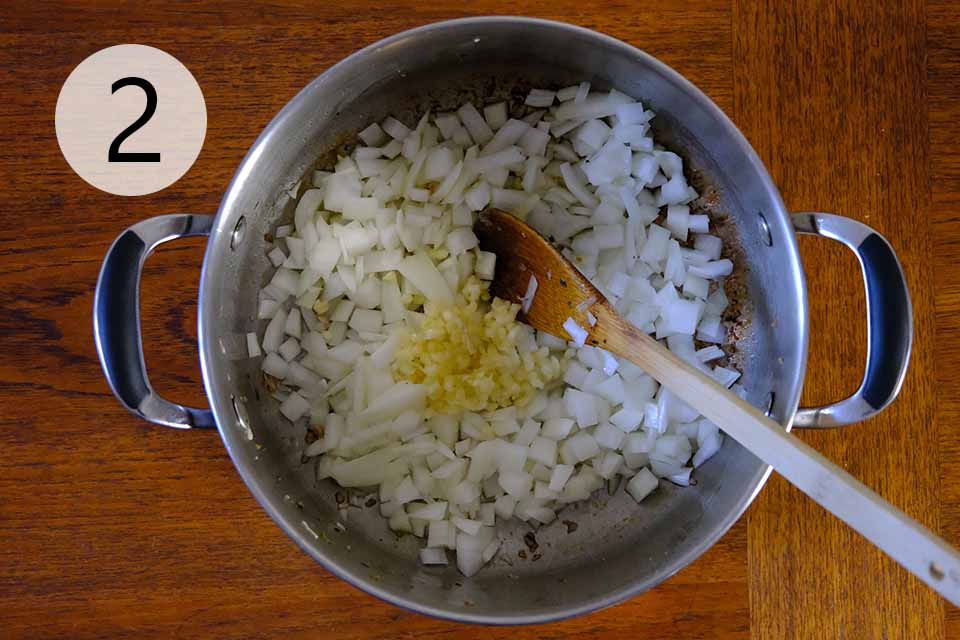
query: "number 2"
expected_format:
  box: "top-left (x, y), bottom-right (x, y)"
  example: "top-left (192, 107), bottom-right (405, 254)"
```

top-left (108, 77), bottom-right (160, 162)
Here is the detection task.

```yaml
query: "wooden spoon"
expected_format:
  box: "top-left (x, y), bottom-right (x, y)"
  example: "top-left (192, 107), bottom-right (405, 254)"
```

top-left (474, 208), bottom-right (960, 605)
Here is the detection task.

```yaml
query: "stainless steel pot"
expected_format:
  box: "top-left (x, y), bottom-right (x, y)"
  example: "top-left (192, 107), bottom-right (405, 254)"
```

top-left (93, 17), bottom-right (912, 624)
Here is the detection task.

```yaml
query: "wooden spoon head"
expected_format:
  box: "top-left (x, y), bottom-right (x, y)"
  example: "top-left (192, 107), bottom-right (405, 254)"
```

top-left (474, 209), bottom-right (608, 339)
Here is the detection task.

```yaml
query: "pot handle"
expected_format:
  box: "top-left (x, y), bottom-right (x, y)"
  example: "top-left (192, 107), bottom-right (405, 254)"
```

top-left (790, 212), bottom-right (913, 428)
top-left (94, 214), bottom-right (216, 429)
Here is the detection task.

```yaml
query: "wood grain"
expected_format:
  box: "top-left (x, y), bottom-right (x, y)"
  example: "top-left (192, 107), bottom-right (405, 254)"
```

top-left (733, 0), bottom-right (944, 638)
top-left (929, 0), bottom-right (960, 635)
top-left (0, 0), bottom-right (953, 637)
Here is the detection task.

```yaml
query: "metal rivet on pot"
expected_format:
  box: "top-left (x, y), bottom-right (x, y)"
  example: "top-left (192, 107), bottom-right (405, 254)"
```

top-left (764, 391), bottom-right (776, 417)
top-left (758, 211), bottom-right (773, 247)
top-left (230, 216), bottom-right (246, 250)
top-left (930, 562), bottom-right (945, 581)
top-left (231, 394), bottom-right (253, 441)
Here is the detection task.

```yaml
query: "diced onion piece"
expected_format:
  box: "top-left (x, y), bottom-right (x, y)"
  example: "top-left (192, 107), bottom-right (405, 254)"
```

top-left (475, 251), bottom-right (496, 280)
top-left (694, 234), bottom-right (723, 260)
top-left (471, 146), bottom-right (525, 174)
top-left (358, 382), bottom-right (427, 426)
top-left (555, 91), bottom-right (632, 121)
top-left (639, 224), bottom-right (670, 263)
top-left (382, 116), bottom-right (411, 141)
top-left (449, 481), bottom-right (480, 505)
top-left (560, 163), bottom-right (599, 208)
top-left (697, 314), bottom-right (726, 343)
top-left (258, 298), bottom-right (280, 320)
top-left (561, 431), bottom-right (600, 463)
top-left (394, 476), bottom-right (421, 505)
top-left (434, 113), bottom-right (462, 139)
top-left (397, 254), bottom-right (454, 303)
top-left (284, 308), bottom-right (302, 338)
top-left (688, 259), bottom-right (734, 279)
top-left (446, 227), bottom-right (479, 256)
top-left (689, 215), bottom-right (710, 234)
top-left (693, 431), bottom-right (723, 467)
top-left (665, 204), bottom-right (690, 241)
top-left (483, 119), bottom-right (530, 155)
top-left (420, 547), bottom-right (448, 565)
top-left (711, 366), bottom-right (741, 388)
top-left (498, 471), bottom-right (533, 497)
top-left (610, 408), bottom-right (644, 432)
top-left (278, 338), bottom-right (300, 362)
top-left (453, 516), bottom-right (483, 536)
top-left (564, 388), bottom-right (599, 428)
top-left (593, 421), bottom-right (625, 450)
top-left (262, 352), bottom-right (289, 379)
top-left (268, 247), bottom-right (286, 267)
top-left (616, 102), bottom-right (650, 125)
top-left (456, 528), bottom-right (493, 577)
top-left (246, 332), bottom-right (261, 358)
top-left (520, 128), bottom-right (550, 157)
top-left (627, 468), bottom-right (659, 502)
top-left (457, 102), bottom-right (494, 145)
top-left (483, 102), bottom-right (508, 130)
top-left (659, 174), bottom-right (691, 205)
top-left (528, 436), bottom-right (558, 467)
top-left (563, 317), bottom-right (588, 346)
top-left (256, 81), bottom-right (743, 578)
top-left (668, 468), bottom-right (693, 486)
top-left (541, 418), bottom-right (575, 440)
top-left (358, 122), bottom-right (388, 146)
top-left (548, 464), bottom-right (575, 491)
top-left (494, 494), bottom-right (517, 519)
top-left (525, 88), bottom-right (556, 107)
top-left (464, 181), bottom-right (491, 212)
top-left (409, 501), bottom-right (448, 521)
top-left (349, 308), bottom-right (383, 333)
top-left (660, 298), bottom-right (702, 336)
top-left (280, 391), bottom-right (309, 421)
top-left (521, 275), bottom-right (538, 314)
top-left (574, 81), bottom-right (590, 103)
top-left (695, 345), bottom-right (724, 363)
top-left (263, 308), bottom-right (288, 353)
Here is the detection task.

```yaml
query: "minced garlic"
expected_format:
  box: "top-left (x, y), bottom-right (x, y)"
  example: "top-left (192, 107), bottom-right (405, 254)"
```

top-left (392, 276), bottom-right (562, 415)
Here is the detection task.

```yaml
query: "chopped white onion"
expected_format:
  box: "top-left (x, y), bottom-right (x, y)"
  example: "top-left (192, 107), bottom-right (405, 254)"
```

top-left (280, 391), bottom-right (309, 422)
top-left (420, 547), bottom-right (448, 565)
top-left (382, 116), bottom-right (411, 141)
top-left (695, 345), bottom-right (725, 363)
top-left (483, 102), bottom-right (508, 130)
top-left (525, 88), bottom-right (556, 107)
top-left (256, 83), bottom-right (739, 578)
top-left (563, 317), bottom-right (588, 346)
top-left (688, 259), bottom-right (734, 279)
top-left (574, 81), bottom-right (590, 103)
top-left (521, 275), bottom-right (539, 314)
top-left (457, 102), bottom-right (494, 145)
top-left (627, 467), bottom-right (659, 502)
top-left (246, 332), bottom-right (261, 358)
top-left (560, 163), bottom-right (600, 208)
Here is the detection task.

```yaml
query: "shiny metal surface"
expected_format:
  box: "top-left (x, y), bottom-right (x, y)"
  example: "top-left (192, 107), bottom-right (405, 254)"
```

top-left (94, 17), bottom-right (910, 624)
top-left (198, 17), bottom-right (808, 624)
top-left (791, 213), bottom-right (913, 428)
top-left (94, 214), bottom-right (216, 429)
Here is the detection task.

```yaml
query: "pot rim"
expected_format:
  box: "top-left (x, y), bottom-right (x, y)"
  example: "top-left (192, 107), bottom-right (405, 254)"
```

top-left (198, 15), bottom-right (808, 624)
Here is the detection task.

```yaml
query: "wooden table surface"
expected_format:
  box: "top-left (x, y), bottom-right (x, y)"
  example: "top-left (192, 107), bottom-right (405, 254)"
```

top-left (1, 1), bottom-right (957, 637)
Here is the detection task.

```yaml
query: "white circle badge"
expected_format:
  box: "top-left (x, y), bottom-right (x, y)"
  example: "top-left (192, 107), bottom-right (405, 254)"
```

top-left (55, 44), bottom-right (206, 196)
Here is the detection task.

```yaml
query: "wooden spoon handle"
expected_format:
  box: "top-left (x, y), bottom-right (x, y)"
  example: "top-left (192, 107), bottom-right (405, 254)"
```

top-left (596, 306), bottom-right (960, 605)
